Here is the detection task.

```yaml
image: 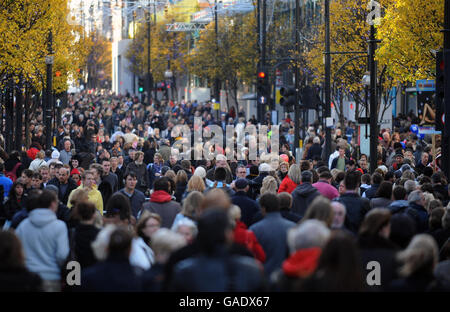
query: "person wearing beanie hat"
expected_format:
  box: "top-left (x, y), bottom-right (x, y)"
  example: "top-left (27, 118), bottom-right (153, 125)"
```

top-left (193, 166), bottom-right (206, 179)
top-left (47, 150), bottom-right (62, 166)
top-left (71, 168), bottom-right (82, 186)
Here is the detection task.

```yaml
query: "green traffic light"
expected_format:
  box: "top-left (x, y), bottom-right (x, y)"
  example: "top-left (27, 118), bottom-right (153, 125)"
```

top-left (138, 87), bottom-right (144, 93)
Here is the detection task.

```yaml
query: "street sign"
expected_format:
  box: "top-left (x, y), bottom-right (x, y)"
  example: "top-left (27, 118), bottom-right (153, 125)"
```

top-left (213, 103), bottom-right (220, 110)
top-left (416, 79), bottom-right (435, 92)
top-left (418, 126), bottom-right (441, 135)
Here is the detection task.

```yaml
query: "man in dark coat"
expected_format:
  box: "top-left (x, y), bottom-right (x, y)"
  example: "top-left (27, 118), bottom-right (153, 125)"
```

top-left (306, 136), bottom-right (323, 160)
top-left (169, 210), bottom-right (265, 292)
top-left (249, 193), bottom-right (296, 277)
top-left (335, 170), bottom-right (371, 234)
top-left (405, 190), bottom-right (429, 233)
top-left (47, 166), bottom-right (78, 206)
top-left (231, 179), bottom-right (260, 227)
top-left (291, 170), bottom-right (321, 217)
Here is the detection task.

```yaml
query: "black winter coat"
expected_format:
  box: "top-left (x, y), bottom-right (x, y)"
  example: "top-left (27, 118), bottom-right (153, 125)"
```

top-left (79, 256), bottom-right (142, 292)
top-left (335, 193), bottom-right (371, 234)
top-left (74, 224), bottom-right (100, 269)
top-left (231, 191), bottom-right (261, 228)
top-left (47, 178), bottom-right (79, 206)
top-left (3, 197), bottom-right (26, 221)
top-left (291, 183), bottom-right (321, 217)
top-left (168, 248), bottom-right (265, 292)
top-left (174, 182), bottom-right (187, 203)
top-left (0, 268), bottom-right (42, 292)
top-left (306, 143), bottom-right (322, 160)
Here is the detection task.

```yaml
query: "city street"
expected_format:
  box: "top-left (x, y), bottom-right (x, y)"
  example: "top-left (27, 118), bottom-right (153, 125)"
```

top-left (0, 0), bottom-right (449, 296)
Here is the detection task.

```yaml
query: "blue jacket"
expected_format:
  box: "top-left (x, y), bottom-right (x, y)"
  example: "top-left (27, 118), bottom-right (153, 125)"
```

top-left (249, 212), bottom-right (296, 276)
top-left (0, 174), bottom-right (13, 198)
top-left (388, 200), bottom-right (410, 214)
top-left (118, 189), bottom-right (146, 218)
top-left (15, 209), bottom-right (69, 281)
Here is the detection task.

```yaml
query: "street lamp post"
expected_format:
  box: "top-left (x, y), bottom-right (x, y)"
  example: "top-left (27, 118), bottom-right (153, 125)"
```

top-left (442, 0), bottom-right (450, 179)
top-left (294, 0), bottom-right (301, 153)
top-left (45, 30), bottom-right (54, 150)
top-left (132, 10), bottom-right (136, 95)
top-left (146, 8), bottom-right (152, 106)
top-left (214, 0), bottom-right (220, 114)
top-left (324, 0), bottom-right (332, 162)
top-left (368, 25), bottom-right (378, 173)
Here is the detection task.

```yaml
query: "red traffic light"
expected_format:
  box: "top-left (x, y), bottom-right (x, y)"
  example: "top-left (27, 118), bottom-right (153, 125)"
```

top-left (258, 72), bottom-right (266, 79)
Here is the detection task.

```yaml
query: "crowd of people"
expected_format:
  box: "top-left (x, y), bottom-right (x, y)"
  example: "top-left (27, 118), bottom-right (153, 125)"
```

top-left (0, 90), bottom-right (449, 292)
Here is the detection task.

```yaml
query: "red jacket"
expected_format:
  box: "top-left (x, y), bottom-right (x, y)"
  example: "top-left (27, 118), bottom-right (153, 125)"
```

top-left (278, 176), bottom-right (298, 194)
top-left (233, 221), bottom-right (266, 263)
top-left (282, 247), bottom-right (321, 278)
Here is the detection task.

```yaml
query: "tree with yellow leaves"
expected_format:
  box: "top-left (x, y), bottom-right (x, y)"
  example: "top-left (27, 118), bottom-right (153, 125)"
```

top-left (376, 0), bottom-right (444, 83)
top-left (0, 0), bottom-right (88, 92)
top-left (306, 0), bottom-right (370, 127)
top-left (0, 0), bottom-right (88, 151)
top-left (126, 9), bottom-right (189, 101)
top-left (86, 32), bottom-right (112, 89)
top-left (186, 13), bottom-right (258, 108)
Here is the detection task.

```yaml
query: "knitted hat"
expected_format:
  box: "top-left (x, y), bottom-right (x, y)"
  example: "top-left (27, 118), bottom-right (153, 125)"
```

top-left (51, 150), bottom-right (60, 159)
top-left (193, 166), bottom-right (206, 179)
top-left (71, 168), bottom-right (81, 176)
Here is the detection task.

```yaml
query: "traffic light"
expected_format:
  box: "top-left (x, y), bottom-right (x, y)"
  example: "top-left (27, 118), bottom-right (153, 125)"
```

top-left (300, 86), bottom-right (321, 109)
top-left (257, 70), bottom-right (270, 105)
top-left (280, 86), bottom-right (296, 111)
top-left (436, 51), bottom-right (444, 131)
top-left (138, 77), bottom-right (144, 93)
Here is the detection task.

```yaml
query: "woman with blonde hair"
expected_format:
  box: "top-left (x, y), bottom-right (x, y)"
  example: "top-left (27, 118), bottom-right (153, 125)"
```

top-left (260, 176), bottom-right (278, 196)
top-left (278, 164), bottom-right (301, 194)
top-left (68, 188), bottom-right (90, 209)
top-left (389, 234), bottom-right (439, 291)
top-left (29, 151), bottom-right (47, 171)
top-left (182, 175), bottom-right (205, 200)
top-left (302, 195), bottom-right (334, 227)
top-left (277, 161), bottom-right (290, 181)
top-left (171, 191), bottom-right (204, 230)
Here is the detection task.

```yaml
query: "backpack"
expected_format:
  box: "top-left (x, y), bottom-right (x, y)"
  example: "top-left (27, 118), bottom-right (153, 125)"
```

top-left (6, 162), bottom-right (21, 182)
